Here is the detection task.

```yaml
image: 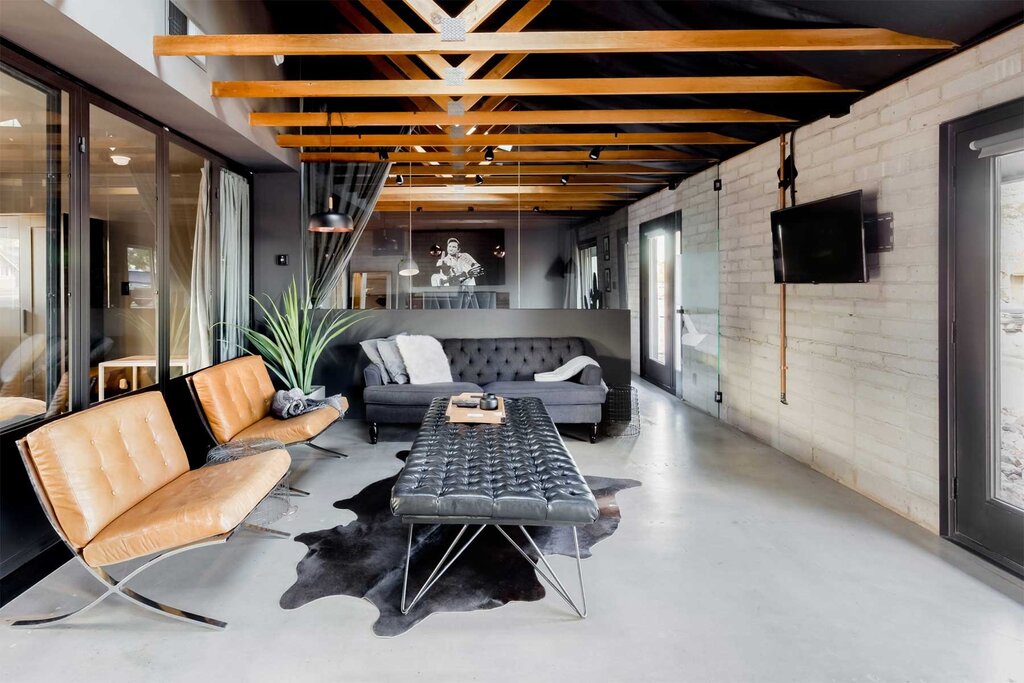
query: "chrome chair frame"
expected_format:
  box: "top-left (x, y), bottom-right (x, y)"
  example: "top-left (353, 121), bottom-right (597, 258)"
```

top-left (400, 521), bottom-right (588, 618)
top-left (7, 440), bottom-right (290, 630)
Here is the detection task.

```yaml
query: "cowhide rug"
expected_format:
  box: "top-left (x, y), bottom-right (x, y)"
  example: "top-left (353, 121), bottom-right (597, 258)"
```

top-left (280, 452), bottom-right (640, 636)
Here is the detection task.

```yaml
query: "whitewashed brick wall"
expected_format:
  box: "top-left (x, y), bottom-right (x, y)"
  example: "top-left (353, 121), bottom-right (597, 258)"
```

top-left (625, 26), bottom-right (1024, 532)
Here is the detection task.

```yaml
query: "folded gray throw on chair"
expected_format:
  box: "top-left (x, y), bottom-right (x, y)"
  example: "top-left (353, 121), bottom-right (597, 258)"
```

top-left (271, 388), bottom-right (347, 419)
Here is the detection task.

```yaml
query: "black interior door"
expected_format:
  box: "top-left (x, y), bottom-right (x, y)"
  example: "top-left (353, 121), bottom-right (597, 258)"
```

top-left (640, 213), bottom-right (679, 393)
top-left (942, 98), bottom-right (1024, 576)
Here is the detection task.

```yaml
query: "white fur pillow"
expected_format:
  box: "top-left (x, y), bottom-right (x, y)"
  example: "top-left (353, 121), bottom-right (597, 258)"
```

top-left (395, 335), bottom-right (453, 385)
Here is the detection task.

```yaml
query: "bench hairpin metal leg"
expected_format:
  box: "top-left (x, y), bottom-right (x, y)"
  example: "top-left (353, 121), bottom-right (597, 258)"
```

top-left (400, 523), bottom-right (487, 615)
top-left (494, 525), bottom-right (588, 618)
top-left (398, 523), bottom-right (588, 619)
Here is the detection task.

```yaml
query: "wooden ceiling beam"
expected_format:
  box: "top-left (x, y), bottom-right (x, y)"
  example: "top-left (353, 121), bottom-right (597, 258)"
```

top-left (332, 0), bottom-right (451, 113)
top-left (250, 108), bottom-right (792, 127)
top-left (380, 185), bottom-right (637, 196)
top-left (155, 29), bottom-right (955, 56)
top-left (280, 131), bottom-right (749, 148)
top-left (301, 150), bottom-right (708, 162)
top-left (374, 204), bottom-right (614, 212)
top-left (401, 0), bottom-right (505, 33)
top-left (213, 76), bottom-right (856, 98)
top-left (385, 175), bottom-right (665, 186)
top-left (375, 163), bottom-right (680, 175)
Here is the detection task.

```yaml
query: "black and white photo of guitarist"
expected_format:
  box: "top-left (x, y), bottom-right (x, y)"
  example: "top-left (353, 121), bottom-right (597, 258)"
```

top-left (430, 237), bottom-right (484, 287)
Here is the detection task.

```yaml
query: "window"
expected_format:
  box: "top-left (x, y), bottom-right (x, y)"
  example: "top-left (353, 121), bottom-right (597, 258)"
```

top-left (0, 64), bottom-right (69, 428)
top-left (578, 242), bottom-right (598, 308)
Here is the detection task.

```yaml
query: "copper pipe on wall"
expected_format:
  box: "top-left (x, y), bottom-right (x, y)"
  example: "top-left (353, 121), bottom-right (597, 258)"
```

top-left (778, 133), bottom-right (789, 405)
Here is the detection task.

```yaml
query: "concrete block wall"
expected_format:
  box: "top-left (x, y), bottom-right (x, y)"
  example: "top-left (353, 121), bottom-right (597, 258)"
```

top-left (624, 25), bottom-right (1024, 532)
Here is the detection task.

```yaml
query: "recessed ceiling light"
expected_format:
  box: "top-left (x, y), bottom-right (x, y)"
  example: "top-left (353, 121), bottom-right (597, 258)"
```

top-left (0, 118), bottom-right (22, 128)
top-left (110, 154), bottom-right (131, 166)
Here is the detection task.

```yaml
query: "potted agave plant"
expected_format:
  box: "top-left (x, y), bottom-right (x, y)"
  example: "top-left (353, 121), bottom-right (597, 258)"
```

top-left (235, 278), bottom-right (366, 398)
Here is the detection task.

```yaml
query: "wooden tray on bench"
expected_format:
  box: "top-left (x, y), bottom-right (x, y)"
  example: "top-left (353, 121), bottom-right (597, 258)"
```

top-left (445, 393), bottom-right (506, 424)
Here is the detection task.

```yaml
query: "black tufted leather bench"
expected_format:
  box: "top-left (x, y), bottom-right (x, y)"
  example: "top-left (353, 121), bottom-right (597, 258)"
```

top-left (363, 337), bottom-right (606, 444)
top-left (391, 397), bottom-right (598, 617)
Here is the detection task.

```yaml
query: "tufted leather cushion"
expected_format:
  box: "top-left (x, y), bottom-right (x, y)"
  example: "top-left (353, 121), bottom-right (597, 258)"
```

top-left (442, 337), bottom-right (588, 385)
top-left (23, 392), bottom-right (190, 549)
top-left (82, 449), bottom-right (290, 567)
top-left (391, 397), bottom-right (598, 524)
top-left (231, 404), bottom-right (342, 444)
top-left (190, 356), bottom-right (276, 443)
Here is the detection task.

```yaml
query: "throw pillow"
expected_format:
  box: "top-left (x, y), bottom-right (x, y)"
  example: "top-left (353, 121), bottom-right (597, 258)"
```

top-left (377, 339), bottom-right (409, 384)
top-left (395, 335), bottom-right (453, 385)
top-left (359, 338), bottom-right (392, 383)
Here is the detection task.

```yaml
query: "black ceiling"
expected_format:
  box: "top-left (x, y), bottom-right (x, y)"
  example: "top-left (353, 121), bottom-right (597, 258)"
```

top-left (264, 0), bottom-right (1022, 203)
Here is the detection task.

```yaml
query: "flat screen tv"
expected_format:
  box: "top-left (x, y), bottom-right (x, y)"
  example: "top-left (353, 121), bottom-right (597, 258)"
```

top-left (770, 190), bottom-right (867, 284)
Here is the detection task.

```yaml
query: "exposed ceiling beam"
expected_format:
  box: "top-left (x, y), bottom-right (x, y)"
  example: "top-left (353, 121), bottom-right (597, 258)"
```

top-left (332, 0), bottom-right (452, 113)
top-left (212, 76), bottom-right (857, 98)
top-left (155, 28), bottom-right (955, 56)
top-left (359, 0), bottom-right (548, 116)
top-left (385, 175), bottom-right (665, 186)
top-left (250, 108), bottom-right (793, 127)
top-left (380, 185), bottom-right (636, 196)
top-left (402, 0), bottom-right (504, 33)
top-left (301, 150), bottom-right (709, 162)
top-left (279, 131), bottom-right (749, 148)
top-left (374, 204), bottom-right (614, 212)
top-left (374, 163), bottom-right (681, 175)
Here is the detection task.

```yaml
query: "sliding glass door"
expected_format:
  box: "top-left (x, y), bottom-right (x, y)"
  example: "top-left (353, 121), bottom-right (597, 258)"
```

top-left (88, 103), bottom-right (159, 403)
top-left (0, 64), bottom-right (69, 428)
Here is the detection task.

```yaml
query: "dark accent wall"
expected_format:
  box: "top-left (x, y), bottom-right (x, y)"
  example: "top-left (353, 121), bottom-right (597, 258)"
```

top-left (313, 308), bottom-right (631, 419)
top-left (253, 171), bottom-right (303, 300)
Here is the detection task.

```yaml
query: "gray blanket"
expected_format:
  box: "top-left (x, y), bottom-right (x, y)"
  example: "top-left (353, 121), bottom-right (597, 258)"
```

top-left (271, 388), bottom-right (346, 419)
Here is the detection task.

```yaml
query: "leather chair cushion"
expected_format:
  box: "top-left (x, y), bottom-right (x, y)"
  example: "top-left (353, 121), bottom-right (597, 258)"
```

top-left (231, 404), bottom-right (341, 444)
top-left (480, 381), bottom-right (607, 406)
top-left (82, 449), bottom-right (290, 567)
top-left (364, 382), bottom-right (483, 406)
top-left (191, 356), bottom-right (276, 443)
top-left (24, 393), bottom-right (190, 549)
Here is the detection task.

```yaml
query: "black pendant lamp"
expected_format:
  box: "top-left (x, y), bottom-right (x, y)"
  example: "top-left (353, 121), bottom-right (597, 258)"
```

top-left (307, 111), bottom-right (354, 233)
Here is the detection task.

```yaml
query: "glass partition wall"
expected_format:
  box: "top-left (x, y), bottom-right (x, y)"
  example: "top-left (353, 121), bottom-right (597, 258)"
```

top-left (303, 160), bottom-right (602, 311)
top-left (0, 47), bottom-right (235, 430)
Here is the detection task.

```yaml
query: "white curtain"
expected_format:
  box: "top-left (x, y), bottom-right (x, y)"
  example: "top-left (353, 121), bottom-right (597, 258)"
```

top-left (187, 162), bottom-right (213, 370)
top-left (218, 169), bottom-right (250, 360)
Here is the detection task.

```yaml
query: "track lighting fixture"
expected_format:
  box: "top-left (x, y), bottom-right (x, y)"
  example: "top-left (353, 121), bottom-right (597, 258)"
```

top-left (484, 146), bottom-right (495, 161)
top-left (533, 206), bottom-right (540, 212)
top-left (589, 146), bottom-right (602, 160)
top-left (560, 175), bottom-right (569, 185)
top-left (378, 148), bottom-right (390, 161)
top-left (475, 175), bottom-right (484, 185)
top-left (396, 174), bottom-right (404, 186)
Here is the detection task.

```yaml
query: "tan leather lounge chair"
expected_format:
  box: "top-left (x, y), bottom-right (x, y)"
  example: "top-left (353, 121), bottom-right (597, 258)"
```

top-left (188, 355), bottom-right (349, 459)
top-left (10, 392), bottom-right (291, 629)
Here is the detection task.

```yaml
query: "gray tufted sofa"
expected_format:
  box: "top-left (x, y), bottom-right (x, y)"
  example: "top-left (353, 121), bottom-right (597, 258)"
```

top-left (363, 337), bottom-right (605, 444)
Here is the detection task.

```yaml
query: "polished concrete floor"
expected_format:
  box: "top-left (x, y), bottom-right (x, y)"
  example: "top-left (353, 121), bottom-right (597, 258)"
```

top-left (1, 378), bottom-right (1022, 682)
